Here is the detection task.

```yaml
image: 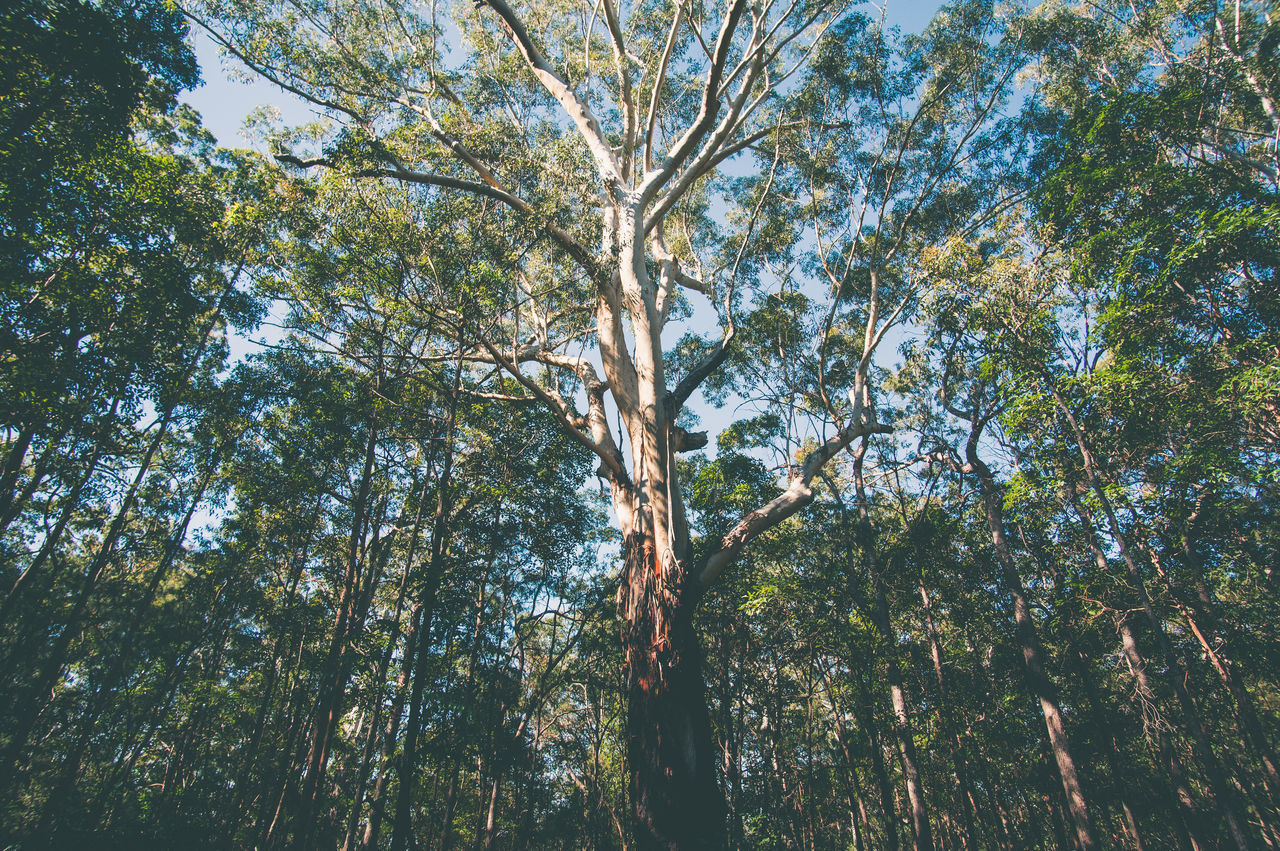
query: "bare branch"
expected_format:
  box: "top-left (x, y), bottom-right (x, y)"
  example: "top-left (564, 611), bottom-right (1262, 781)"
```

top-left (485, 0), bottom-right (623, 186)
top-left (697, 414), bottom-right (892, 587)
top-left (644, 4), bottom-right (686, 173)
top-left (600, 0), bottom-right (637, 176)
top-left (638, 0), bottom-right (750, 205)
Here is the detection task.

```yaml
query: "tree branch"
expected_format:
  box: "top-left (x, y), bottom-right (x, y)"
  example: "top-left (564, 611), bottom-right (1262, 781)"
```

top-left (485, 0), bottom-right (623, 186)
top-left (274, 154), bottom-right (606, 282)
top-left (697, 413), bottom-right (892, 587)
top-left (471, 334), bottom-right (631, 486)
top-left (638, 0), bottom-right (749, 205)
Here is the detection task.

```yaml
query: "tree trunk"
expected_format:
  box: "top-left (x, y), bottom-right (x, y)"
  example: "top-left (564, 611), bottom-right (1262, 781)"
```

top-left (0, 400), bottom-right (117, 628)
top-left (481, 772), bottom-right (501, 851)
top-left (348, 477), bottom-right (432, 851)
top-left (0, 421), bottom-right (69, 541)
top-left (968, 457), bottom-right (1097, 851)
top-left (618, 530), bottom-right (725, 850)
top-left (1163, 503), bottom-right (1280, 826)
top-left (871, 572), bottom-right (934, 851)
top-left (294, 418), bottom-right (381, 847)
top-left (917, 577), bottom-right (983, 851)
top-left (1, 397), bottom-right (177, 780)
top-left (388, 354), bottom-right (463, 851)
top-left (716, 605), bottom-right (746, 850)
top-left (855, 676), bottom-right (903, 851)
top-left (361, 592), bottom-right (424, 851)
top-left (1068, 489), bottom-right (1204, 850)
top-left (0, 423), bottom-right (36, 523)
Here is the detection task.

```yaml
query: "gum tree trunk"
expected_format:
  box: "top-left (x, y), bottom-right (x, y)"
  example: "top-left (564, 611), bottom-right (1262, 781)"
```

top-left (939, 380), bottom-right (1098, 851)
top-left (618, 531), bottom-right (725, 849)
top-left (967, 451), bottom-right (1097, 851)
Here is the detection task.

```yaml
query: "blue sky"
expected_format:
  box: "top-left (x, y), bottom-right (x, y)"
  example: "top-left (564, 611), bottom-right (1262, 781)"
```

top-left (183, 32), bottom-right (318, 148)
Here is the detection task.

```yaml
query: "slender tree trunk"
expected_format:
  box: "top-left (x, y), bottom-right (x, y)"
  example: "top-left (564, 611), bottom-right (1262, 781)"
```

top-left (937, 386), bottom-right (1100, 851)
top-left (52, 441), bottom-right (235, 801)
top-left (1118, 610), bottom-right (1205, 851)
top-left (1069, 490), bottom-right (1204, 851)
top-left (855, 670), bottom-right (902, 851)
top-left (0, 423), bottom-right (37, 521)
top-left (389, 497), bottom-right (457, 850)
top-left (1121, 798), bottom-right (1147, 851)
top-left (568, 768), bottom-right (630, 851)
top-left (819, 664), bottom-right (867, 851)
top-left (960, 626), bottom-right (1016, 851)
top-left (388, 343), bottom-right (464, 851)
top-left (361, 595), bottom-right (421, 851)
top-left (1166, 577), bottom-right (1280, 836)
top-left (0, 400), bottom-right (118, 628)
top-left (439, 601), bottom-right (497, 851)
top-left (1056, 587), bottom-right (1151, 851)
top-left (966, 449), bottom-right (1097, 851)
top-left (436, 761), bottom-right (462, 850)
top-left (233, 508), bottom-right (321, 831)
top-left (1161, 501), bottom-right (1280, 825)
top-left (342, 577), bottom-right (405, 851)
top-left (0, 421), bottom-right (69, 541)
top-left (717, 605), bottom-right (746, 850)
top-left (294, 417), bottom-right (381, 848)
top-left (481, 772), bottom-right (501, 851)
top-left (1, 398), bottom-right (177, 778)
top-left (917, 577), bottom-right (983, 851)
top-left (133, 439), bottom-right (227, 612)
top-left (841, 440), bottom-right (915, 851)
top-left (261, 646), bottom-right (320, 848)
top-left (346, 477), bottom-right (432, 851)
top-left (388, 540), bottom-right (451, 850)
top-left (871, 572), bottom-right (934, 851)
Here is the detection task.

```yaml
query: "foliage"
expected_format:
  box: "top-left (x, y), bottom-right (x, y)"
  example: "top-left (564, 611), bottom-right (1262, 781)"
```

top-left (1, 0), bottom-right (1279, 849)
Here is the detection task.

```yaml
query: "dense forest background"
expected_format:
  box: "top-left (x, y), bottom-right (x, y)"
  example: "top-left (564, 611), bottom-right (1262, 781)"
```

top-left (2, 0), bottom-right (1279, 848)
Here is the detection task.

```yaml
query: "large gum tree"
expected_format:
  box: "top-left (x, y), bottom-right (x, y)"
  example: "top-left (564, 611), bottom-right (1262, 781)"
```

top-left (188, 0), bottom-right (1030, 843)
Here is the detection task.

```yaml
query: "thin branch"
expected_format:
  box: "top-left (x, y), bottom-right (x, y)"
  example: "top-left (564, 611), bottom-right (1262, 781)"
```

top-left (698, 413), bottom-right (892, 587)
top-left (644, 4), bottom-right (686, 173)
top-left (638, 0), bottom-right (750, 205)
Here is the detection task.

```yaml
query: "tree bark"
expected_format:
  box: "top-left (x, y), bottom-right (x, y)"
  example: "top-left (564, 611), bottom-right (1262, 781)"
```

top-left (855, 674), bottom-right (903, 851)
top-left (847, 440), bottom-right (932, 851)
top-left (294, 415), bottom-right (381, 848)
top-left (619, 530), bottom-right (725, 850)
top-left (871, 572), bottom-right (934, 851)
top-left (917, 577), bottom-right (983, 851)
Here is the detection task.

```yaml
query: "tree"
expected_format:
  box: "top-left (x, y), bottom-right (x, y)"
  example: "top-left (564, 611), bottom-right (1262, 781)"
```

top-left (189, 0), bottom-right (1039, 841)
top-left (8, 0), bottom-right (1279, 847)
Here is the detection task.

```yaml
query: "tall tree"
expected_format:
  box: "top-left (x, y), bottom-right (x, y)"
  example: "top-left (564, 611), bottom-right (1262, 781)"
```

top-left (188, 0), bottom-right (1037, 841)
